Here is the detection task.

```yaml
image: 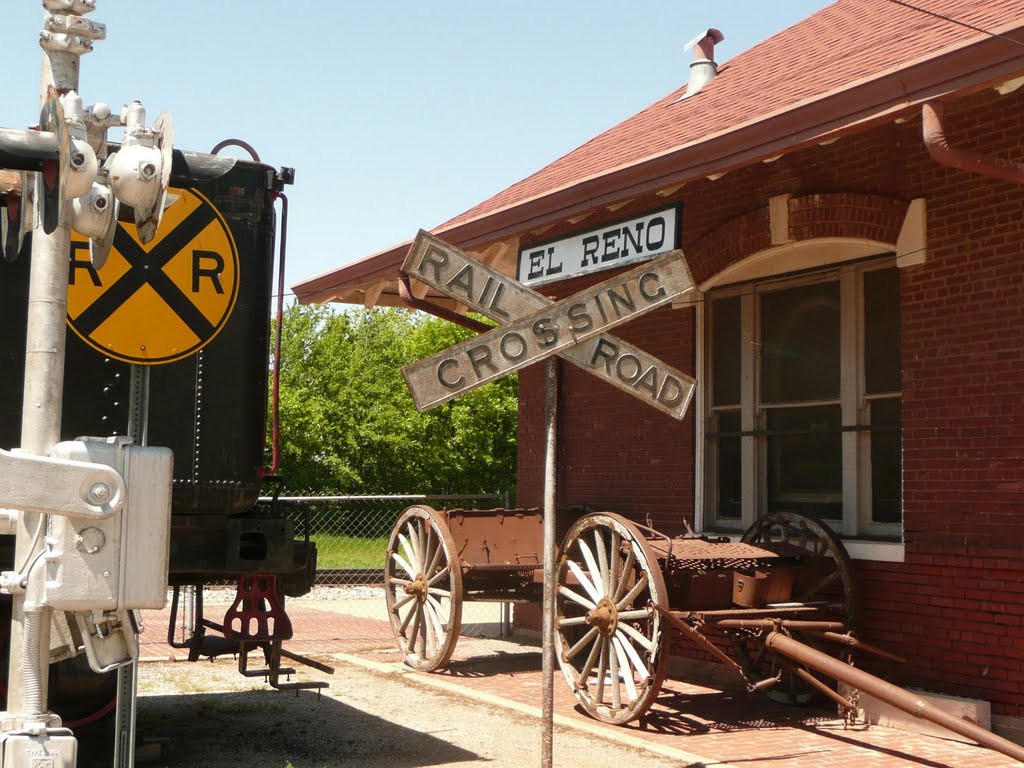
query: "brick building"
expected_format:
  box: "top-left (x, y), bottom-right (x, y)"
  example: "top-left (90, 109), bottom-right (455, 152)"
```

top-left (294, 0), bottom-right (1024, 736)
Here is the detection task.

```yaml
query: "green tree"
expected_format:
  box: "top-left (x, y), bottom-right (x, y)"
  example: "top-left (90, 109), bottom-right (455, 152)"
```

top-left (273, 303), bottom-right (516, 496)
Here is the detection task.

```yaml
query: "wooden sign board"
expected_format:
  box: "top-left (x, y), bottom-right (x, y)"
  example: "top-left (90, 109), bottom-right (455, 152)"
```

top-left (402, 232), bottom-right (697, 416)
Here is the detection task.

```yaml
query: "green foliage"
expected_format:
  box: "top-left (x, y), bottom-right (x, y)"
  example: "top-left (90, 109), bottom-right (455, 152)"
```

top-left (273, 303), bottom-right (517, 496)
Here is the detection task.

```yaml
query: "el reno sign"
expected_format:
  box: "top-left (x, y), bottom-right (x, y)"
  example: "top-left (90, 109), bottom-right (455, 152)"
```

top-left (516, 205), bottom-right (680, 287)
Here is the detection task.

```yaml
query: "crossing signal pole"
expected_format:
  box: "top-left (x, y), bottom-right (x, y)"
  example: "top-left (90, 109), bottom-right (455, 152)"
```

top-left (0, 4), bottom-right (176, 766)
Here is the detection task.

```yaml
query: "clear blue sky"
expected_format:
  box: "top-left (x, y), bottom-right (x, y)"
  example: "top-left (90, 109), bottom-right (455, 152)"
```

top-left (3, 1), bottom-right (830, 298)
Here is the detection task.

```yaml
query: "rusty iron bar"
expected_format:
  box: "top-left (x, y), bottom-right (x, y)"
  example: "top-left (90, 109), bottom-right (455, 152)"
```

top-left (714, 619), bottom-right (846, 632)
top-left (277, 646), bottom-right (335, 676)
top-left (806, 631), bottom-right (908, 664)
top-left (776, 659), bottom-right (857, 712)
top-left (398, 273), bottom-right (493, 333)
top-left (766, 631), bottom-right (1024, 764)
top-left (655, 605), bottom-right (747, 678)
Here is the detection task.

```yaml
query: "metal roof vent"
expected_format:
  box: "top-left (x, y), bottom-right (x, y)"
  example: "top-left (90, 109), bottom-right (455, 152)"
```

top-left (682, 28), bottom-right (724, 100)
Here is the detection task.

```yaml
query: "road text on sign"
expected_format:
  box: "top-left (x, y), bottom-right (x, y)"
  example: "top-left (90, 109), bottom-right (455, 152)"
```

top-left (67, 188), bottom-right (240, 365)
top-left (403, 237), bottom-right (695, 412)
top-left (403, 232), bottom-right (696, 419)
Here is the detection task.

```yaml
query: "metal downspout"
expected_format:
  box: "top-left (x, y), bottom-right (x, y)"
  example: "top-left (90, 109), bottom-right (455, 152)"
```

top-left (398, 273), bottom-right (492, 333)
top-left (922, 101), bottom-right (1024, 184)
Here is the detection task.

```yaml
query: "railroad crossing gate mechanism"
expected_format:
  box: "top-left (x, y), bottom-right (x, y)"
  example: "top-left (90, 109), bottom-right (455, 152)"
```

top-left (67, 187), bottom-right (240, 365)
top-left (402, 231), bottom-right (697, 419)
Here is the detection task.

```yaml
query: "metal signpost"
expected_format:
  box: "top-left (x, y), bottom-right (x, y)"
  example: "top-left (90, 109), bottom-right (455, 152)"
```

top-left (0, 5), bottom-right (176, 766)
top-left (401, 232), bottom-right (697, 768)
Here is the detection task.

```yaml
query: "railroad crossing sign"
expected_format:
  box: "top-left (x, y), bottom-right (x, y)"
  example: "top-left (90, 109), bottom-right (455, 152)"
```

top-left (67, 187), bottom-right (240, 365)
top-left (402, 231), bottom-right (697, 418)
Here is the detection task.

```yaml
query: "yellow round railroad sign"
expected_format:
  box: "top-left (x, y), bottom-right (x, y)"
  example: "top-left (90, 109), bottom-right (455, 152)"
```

top-left (68, 187), bottom-right (240, 365)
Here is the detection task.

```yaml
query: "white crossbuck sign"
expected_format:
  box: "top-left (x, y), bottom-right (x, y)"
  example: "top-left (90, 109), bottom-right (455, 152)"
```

top-left (401, 232), bottom-right (698, 420)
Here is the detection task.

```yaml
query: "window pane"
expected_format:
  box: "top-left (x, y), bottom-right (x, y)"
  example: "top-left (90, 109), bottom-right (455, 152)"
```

top-left (871, 398), bottom-right (902, 523)
top-left (864, 267), bottom-right (901, 394)
top-left (761, 282), bottom-right (840, 403)
top-left (766, 405), bottom-right (842, 520)
top-left (712, 296), bottom-right (741, 406)
top-left (714, 410), bottom-right (742, 519)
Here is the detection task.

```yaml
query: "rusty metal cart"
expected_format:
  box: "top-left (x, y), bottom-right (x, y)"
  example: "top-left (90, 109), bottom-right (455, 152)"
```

top-left (384, 505), bottom-right (1024, 763)
top-left (384, 506), bottom-right (854, 705)
top-left (384, 504), bottom-right (548, 671)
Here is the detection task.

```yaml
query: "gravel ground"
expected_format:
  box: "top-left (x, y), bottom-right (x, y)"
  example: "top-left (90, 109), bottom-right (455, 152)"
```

top-left (134, 655), bottom-right (690, 768)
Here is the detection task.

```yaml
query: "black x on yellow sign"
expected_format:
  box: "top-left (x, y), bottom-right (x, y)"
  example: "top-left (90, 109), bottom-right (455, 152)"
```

top-left (68, 188), bottom-right (240, 365)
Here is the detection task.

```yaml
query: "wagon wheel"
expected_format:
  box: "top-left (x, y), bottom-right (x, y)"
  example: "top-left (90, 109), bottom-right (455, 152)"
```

top-left (385, 505), bottom-right (463, 671)
top-left (730, 510), bottom-right (856, 704)
top-left (555, 512), bottom-right (669, 725)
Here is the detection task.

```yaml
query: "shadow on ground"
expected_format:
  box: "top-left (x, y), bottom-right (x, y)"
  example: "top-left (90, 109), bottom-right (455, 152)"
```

top-left (136, 689), bottom-right (482, 768)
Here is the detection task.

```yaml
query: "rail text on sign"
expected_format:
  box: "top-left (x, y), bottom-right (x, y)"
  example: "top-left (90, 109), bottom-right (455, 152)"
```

top-left (516, 205), bottom-right (680, 287)
top-left (403, 232), bottom-right (697, 419)
top-left (403, 241), bottom-right (694, 411)
top-left (67, 188), bottom-right (240, 365)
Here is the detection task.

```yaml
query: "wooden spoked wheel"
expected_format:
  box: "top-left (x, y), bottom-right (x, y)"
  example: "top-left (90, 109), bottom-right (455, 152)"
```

top-left (731, 510), bottom-right (856, 704)
top-left (555, 512), bottom-right (669, 725)
top-left (385, 505), bottom-right (463, 671)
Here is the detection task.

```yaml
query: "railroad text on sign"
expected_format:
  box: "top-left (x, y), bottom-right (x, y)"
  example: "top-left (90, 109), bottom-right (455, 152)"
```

top-left (66, 188), bottom-right (240, 365)
top-left (403, 243), bottom-right (694, 411)
top-left (403, 232), bottom-right (696, 419)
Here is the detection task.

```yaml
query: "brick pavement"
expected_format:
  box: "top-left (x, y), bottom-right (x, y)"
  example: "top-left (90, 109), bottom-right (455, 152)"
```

top-left (138, 596), bottom-right (1024, 768)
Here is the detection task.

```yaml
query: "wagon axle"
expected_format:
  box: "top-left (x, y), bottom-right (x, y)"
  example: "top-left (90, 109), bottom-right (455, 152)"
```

top-left (403, 574), bottom-right (430, 603)
top-left (584, 598), bottom-right (618, 637)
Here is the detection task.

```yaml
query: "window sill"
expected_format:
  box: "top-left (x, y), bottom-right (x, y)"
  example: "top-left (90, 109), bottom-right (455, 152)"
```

top-left (842, 539), bottom-right (904, 563)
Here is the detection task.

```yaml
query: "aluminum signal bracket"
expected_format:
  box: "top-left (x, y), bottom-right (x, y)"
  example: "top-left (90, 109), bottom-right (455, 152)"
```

top-left (0, 445), bottom-right (125, 521)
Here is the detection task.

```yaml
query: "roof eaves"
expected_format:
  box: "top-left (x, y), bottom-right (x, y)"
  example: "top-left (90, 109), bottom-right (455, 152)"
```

top-left (438, 21), bottom-right (1024, 248)
top-left (293, 20), bottom-right (1024, 305)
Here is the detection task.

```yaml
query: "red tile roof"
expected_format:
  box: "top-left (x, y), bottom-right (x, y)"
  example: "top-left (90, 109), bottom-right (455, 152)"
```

top-left (294, 0), bottom-right (1024, 303)
top-left (441, 0), bottom-right (1024, 230)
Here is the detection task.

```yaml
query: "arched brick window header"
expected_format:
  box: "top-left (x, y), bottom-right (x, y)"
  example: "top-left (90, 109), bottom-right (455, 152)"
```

top-left (688, 193), bottom-right (913, 284)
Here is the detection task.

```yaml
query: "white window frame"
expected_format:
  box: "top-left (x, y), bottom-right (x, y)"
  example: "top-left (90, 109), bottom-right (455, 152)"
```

top-left (697, 255), bottom-right (903, 561)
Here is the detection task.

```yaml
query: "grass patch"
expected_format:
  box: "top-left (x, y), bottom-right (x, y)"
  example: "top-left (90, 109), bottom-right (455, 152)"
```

top-left (311, 532), bottom-right (389, 570)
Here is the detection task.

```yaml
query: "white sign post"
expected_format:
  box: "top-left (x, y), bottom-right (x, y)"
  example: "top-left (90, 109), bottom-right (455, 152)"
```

top-left (401, 232), bottom-right (697, 768)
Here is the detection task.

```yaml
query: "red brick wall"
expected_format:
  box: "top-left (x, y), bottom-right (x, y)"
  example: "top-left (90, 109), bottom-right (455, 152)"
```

top-left (514, 86), bottom-right (1024, 716)
top-left (865, 93), bottom-right (1024, 712)
top-left (517, 305), bottom-right (696, 535)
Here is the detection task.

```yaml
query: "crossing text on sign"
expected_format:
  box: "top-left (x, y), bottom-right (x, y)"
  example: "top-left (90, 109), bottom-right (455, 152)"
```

top-left (403, 243), bottom-right (694, 411)
top-left (402, 232), bottom-right (696, 419)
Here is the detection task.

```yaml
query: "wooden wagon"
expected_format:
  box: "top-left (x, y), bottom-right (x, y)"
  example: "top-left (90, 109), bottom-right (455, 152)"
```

top-left (383, 504), bottom-right (1024, 762)
top-left (384, 505), bottom-right (856, 722)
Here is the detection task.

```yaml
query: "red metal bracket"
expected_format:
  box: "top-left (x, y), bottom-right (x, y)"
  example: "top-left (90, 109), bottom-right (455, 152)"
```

top-left (222, 573), bottom-right (293, 641)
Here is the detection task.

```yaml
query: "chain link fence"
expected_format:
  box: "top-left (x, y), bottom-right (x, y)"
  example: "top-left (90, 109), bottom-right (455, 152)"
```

top-left (257, 493), bottom-right (515, 639)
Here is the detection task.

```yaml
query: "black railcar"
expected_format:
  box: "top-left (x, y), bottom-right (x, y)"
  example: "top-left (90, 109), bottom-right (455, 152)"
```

top-left (0, 147), bottom-right (314, 631)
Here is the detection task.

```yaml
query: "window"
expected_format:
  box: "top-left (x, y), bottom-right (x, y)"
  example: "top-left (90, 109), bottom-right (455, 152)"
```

top-left (704, 260), bottom-right (901, 539)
